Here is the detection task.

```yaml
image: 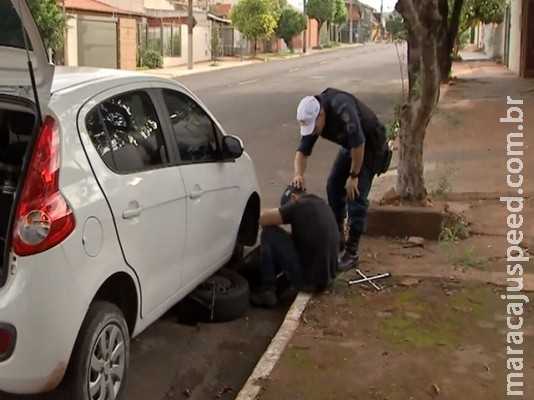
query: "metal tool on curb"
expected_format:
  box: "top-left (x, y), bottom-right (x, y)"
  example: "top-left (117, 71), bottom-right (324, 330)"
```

top-left (348, 270), bottom-right (390, 291)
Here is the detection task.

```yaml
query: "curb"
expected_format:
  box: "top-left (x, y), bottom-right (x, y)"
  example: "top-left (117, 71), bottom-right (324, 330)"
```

top-left (235, 292), bottom-right (313, 400)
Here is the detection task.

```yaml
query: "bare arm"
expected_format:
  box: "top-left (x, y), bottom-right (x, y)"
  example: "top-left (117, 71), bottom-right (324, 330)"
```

top-left (294, 151), bottom-right (308, 177)
top-left (259, 209), bottom-right (284, 228)
top-left (350, 145), bottom-right (365, 175)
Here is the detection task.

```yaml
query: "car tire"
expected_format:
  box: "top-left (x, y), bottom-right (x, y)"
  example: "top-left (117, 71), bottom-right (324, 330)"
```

top-left (63, 301), bottom-right (130, 400)
top-left (191, 269), bottom-right (250, 323)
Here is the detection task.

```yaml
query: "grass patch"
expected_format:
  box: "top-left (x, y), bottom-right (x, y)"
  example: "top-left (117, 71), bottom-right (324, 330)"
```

top-left (282, 346), bottom-right (316, 370)
top-left (370, 284), bottom-right (501, 350)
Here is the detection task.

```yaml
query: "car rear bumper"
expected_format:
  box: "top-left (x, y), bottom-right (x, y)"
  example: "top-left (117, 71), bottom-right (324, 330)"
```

top-left (0, 248), bottom-right (87, 394)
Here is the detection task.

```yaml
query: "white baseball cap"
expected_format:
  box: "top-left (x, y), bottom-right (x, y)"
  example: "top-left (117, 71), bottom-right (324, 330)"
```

top-left (296, 96), bottom-right (321, 136)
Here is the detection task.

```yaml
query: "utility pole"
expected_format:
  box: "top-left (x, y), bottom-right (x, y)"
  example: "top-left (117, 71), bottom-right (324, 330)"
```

top-left (303, 0), bottom-right (307, 53)
top-left (349, 0), bottom-right (353, 44)
top-left (188, 0), bottom-right (193, 69)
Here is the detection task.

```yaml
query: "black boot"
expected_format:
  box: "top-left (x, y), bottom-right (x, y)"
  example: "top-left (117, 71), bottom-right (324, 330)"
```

top-left (338, 234), bottom-right (360, 272)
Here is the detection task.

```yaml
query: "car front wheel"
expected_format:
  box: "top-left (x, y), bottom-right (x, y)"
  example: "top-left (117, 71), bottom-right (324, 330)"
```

top-left (64, 301), bottom-right (130, 400)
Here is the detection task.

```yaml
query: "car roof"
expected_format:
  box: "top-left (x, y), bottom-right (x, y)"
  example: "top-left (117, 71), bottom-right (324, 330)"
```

top-left (51, 66), bottom-right (179, 94)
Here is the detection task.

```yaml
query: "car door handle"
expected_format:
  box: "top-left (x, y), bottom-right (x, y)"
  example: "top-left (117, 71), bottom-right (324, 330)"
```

top-left (190, 189), bottom-right (204, 199)
top-left (122, 206), bottom-right (144, 219)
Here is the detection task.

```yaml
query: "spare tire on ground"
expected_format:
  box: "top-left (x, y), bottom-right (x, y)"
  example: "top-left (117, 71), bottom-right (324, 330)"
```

top-left (189, 269), bottom-right (250, 323)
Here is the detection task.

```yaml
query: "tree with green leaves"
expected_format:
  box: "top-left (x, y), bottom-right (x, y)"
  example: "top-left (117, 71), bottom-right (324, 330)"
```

top-left (276, 6), bottom-right (307, 52)
top-left (306, 0), bottom-right (336, 48)
top-left (385, 14), bottom-right (405, 40)
top-left (210, 23), bottom-right (222, 64)
top-left (437, 0), bottom-right (507, 83)
top-left (230, 0), bottom-right (281, 56)
top-left (332, 0), bottom-right (348, 42)
top-left (28, 0), bottom-right (69, 52)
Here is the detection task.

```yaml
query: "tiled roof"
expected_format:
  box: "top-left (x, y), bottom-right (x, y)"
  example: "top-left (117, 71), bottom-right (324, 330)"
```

top-left (64, 0), bottom-right (145, 16)
top-left (214, 3), bottom-right (232, 17)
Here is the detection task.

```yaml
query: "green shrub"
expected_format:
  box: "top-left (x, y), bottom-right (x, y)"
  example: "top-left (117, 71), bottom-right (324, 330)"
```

top-left (143, 49), bottom-right (163, 69)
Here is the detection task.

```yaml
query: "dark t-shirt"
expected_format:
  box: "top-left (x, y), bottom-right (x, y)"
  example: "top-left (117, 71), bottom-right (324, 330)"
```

top-left (279, 194), bottom-right (339, 290)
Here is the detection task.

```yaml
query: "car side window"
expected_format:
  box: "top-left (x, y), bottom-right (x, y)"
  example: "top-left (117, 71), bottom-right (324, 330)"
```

top-left (161, 89), bottom-right (220, 163)
top-left (85, 90), bottom-right (169, 173)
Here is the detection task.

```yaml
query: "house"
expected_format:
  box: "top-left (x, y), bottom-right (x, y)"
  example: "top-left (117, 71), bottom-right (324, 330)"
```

top-left (63, 0), bottom-right (145, 70)
top-left (338, 0), bottom-right (376, 43)
top-left (101, 0), bottom-right (213, 67)
top-left (63, 0), bottom-right (215, 70)
top-left (504, 0), bottom-right (534, 77)
top-left (473, 0), bottom-right (533, 78)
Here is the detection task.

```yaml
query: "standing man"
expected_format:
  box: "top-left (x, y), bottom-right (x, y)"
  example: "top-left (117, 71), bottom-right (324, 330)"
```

top-left (292, 88), bottom-right (391, 272)
top-left (250, 185), bottom-right (339, 308)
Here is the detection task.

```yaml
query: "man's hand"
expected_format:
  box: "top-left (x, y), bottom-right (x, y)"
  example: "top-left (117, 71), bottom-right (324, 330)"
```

top-left (345, 177), bottom-right (359, 200)
top-left (292, 174), bottom-right (305, 189)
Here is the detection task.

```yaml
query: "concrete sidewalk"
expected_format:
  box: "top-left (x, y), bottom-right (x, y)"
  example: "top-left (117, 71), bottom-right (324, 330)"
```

top-left (141, 43), bottom-right (364, 79)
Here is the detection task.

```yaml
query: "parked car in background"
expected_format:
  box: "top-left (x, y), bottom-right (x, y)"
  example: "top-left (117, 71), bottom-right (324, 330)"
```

top-left (0, 1), bottom-right (260, 399)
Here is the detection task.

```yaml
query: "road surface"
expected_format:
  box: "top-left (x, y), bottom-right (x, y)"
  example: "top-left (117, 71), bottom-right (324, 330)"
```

top-left (0, 43), bottom-right (402, 400)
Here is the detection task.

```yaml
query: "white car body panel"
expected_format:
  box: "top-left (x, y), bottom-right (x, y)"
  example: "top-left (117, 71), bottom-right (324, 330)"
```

top-left (0, 67), bottom-right (261, 395)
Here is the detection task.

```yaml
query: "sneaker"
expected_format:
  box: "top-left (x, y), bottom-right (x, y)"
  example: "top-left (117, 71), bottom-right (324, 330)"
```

top-left (337, 250), bottom-right (360, 272)
top-left (250, 290), bottom-right (277, 308)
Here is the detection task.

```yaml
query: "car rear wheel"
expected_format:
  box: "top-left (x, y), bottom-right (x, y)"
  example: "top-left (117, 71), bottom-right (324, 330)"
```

top-left (64, 301), bottom-right (130, 400)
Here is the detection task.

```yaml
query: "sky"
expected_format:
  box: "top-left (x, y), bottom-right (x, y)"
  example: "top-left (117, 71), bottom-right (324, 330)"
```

top-left (288, 0), bottom-right (398, 13)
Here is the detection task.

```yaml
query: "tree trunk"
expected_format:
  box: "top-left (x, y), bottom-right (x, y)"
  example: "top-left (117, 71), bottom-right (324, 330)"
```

top-left (396, 105), bottom-right (427, 201)
top-left (406, 28), bottom-right (421, 99)
top-left (253, 38), bottom-right (257, 57)
top-left (317, 21), bottom-right (322, 48)
top-left (437, 0), bottom-right (449, 84)
top-left (440, 0), bottom-right (465, 83)
top-left (395, 0), bottom-right (441, 204)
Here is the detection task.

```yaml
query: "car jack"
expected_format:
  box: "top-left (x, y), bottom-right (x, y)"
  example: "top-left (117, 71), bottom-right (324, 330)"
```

top-left (348, 270), bottom-right (390, 291)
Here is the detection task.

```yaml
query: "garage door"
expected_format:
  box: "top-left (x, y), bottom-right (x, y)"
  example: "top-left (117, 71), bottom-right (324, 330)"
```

top-left (78, 17), bottom-right (118, 69)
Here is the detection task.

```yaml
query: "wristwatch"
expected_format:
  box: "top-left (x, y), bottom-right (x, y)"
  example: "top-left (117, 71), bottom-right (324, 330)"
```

top-left (349, 171), bottom-right (359, 179)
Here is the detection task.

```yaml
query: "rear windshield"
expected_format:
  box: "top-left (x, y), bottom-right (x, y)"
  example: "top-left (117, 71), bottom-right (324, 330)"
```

top-left (0, 1), bottom-right (34, 50)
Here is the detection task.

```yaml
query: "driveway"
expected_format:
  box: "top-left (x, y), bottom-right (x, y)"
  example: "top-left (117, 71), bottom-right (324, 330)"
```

top-left (0, 43), bottom-right (402, 400)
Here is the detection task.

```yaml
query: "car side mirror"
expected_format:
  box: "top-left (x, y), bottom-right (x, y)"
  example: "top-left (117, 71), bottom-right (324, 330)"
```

top-left (222, 135), bottom-right (244, 159)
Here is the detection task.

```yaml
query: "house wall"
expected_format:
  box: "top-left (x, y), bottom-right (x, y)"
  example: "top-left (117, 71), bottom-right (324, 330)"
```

top-left (144, 0), bottom-right (175, 10)
top-left (163, 22), bottom-right (211, 67)
top-left (509, 0), bottom-right (523, 74)
top-left (66, 14), bottom-right (78, 66)
top-left (119, 18), bottom-right (137, 70)
top-left (99, 0), bottom-right (145, 13)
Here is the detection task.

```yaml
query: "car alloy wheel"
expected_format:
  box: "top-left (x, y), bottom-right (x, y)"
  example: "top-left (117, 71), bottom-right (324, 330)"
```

top-left (88, 324), bottom-right (126, 400)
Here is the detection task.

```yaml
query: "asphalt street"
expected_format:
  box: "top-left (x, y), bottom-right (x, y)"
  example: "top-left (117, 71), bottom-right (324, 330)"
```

top-left (0, 43), bottom-right (402, 400)
top-left (179, 43), bottom-right (403, 206)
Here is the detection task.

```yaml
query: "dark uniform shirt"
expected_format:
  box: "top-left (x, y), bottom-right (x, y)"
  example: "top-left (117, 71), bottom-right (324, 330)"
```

top-left (297, 88), bottom-right (383, 157)
top-left (279, 194), bottom-right (339, 290)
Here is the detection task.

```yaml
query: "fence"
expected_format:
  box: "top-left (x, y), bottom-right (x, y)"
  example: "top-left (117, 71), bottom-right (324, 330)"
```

top-left (137, 21), bottom-right (182, 67)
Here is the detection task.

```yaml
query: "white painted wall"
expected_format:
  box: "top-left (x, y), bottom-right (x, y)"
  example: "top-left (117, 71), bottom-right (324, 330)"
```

top-left (493, 22), bottom-right (504, 59)
top-left (66, 14), bottom-right (78, 66)
top-left (144, 0), bottom-right (175, 10)
top-left (99, 0), bottom-right (145, 13)
top-left (508, 0), bottom-right (522, 74)
top-left (163, 23), bottom-right (212, 67)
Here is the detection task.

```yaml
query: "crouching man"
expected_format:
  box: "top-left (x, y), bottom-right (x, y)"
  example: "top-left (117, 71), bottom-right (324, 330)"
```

top-left (250, 185), bottom-right (340, 308)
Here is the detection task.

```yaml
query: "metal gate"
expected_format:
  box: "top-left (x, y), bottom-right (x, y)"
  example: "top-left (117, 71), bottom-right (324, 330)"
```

top-left (78, 16), bottom-right (118, 69)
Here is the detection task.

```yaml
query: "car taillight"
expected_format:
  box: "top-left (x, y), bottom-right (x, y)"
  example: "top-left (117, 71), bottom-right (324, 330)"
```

top-left (12, 116), bottom-right (75, 256)
top-left (0, 324), bottom-right (16, 361)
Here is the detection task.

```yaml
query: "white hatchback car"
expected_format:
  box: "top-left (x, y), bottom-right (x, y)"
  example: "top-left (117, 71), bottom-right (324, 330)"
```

top-left (0, 1), bottom-right (261, 399)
